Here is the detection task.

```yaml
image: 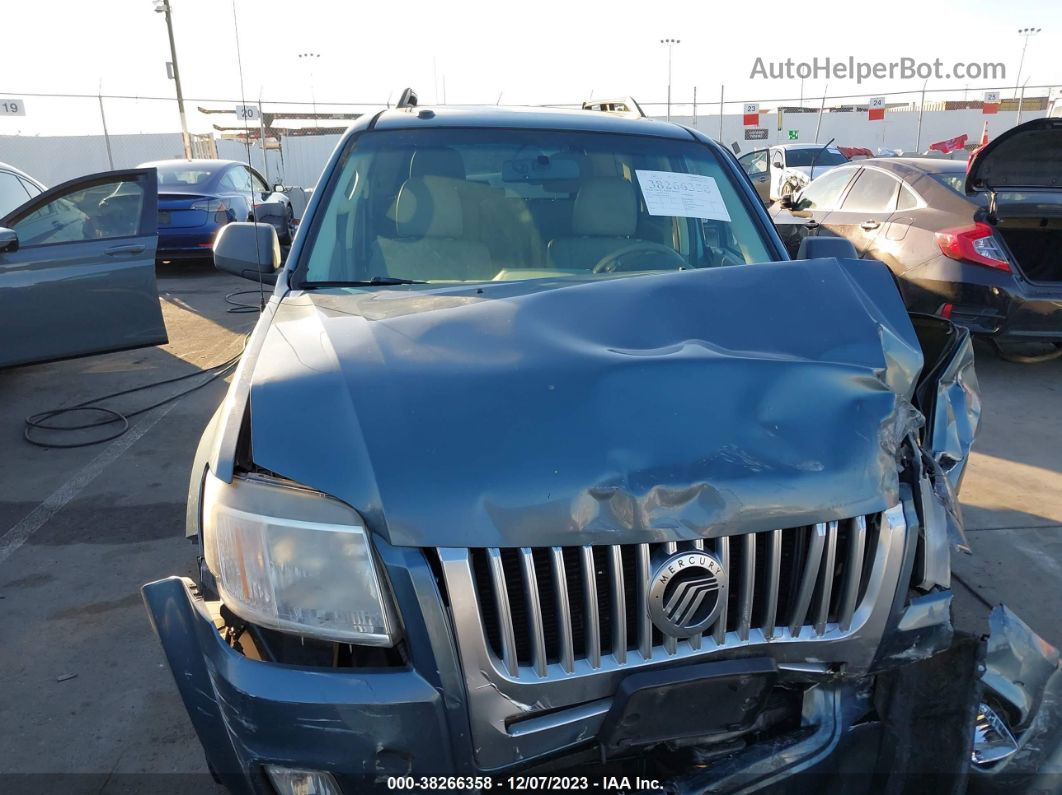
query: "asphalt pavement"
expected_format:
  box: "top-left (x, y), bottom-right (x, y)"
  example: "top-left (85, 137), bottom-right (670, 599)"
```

top-left (0, 262), bottom-right (1059, 791)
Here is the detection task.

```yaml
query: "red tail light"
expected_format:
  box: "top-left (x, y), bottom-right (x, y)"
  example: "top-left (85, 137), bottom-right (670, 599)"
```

top-left (935, 222), bottom-right (1011, 272)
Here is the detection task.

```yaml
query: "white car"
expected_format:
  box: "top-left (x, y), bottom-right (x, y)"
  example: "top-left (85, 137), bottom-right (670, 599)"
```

top-left (738, 143), bottom-right (849, 203)
top-left (0, 161), bottom-right (46, 218)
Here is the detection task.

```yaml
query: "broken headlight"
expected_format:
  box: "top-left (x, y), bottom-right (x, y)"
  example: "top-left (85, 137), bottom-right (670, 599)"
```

top-left (201, 470), bottom-right (400, 646)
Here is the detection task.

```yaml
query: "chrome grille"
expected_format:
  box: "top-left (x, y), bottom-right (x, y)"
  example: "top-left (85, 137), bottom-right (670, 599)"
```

top-left (462, 515), bottom-right (879, 679)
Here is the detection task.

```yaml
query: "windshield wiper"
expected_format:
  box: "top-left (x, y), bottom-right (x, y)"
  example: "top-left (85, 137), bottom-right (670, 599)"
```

top-left (300, 277), bottom-right (429, 288)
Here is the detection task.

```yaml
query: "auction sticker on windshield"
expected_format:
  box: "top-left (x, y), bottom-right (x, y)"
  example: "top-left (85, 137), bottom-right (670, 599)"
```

top-left (635, 171), bottom-right (731, 222)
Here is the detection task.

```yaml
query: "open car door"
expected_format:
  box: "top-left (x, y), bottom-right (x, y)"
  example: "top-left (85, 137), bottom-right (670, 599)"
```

top-left (0, 167), bottom-right (166, 368)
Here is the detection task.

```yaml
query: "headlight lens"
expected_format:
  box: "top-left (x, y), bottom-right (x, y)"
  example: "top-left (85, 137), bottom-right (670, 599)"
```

top-left (202, 471), bottom-right (399, 645)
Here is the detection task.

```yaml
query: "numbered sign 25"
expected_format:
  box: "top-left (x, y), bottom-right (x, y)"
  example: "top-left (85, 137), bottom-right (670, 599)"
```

top-left (1, 99), bottom-right (26, 116)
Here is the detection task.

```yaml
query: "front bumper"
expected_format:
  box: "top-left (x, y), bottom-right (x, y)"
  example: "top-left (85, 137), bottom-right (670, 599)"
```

top-left (143, 575), bottom-right (983, 794)
top-left (141, 576), bottom-right (455, 794)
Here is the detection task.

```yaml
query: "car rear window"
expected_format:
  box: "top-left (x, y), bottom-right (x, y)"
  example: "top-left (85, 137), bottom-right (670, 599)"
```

top-left (155, 166), bottom-right (217, 189)
top-left (931, 173), bottom-right (988, 205)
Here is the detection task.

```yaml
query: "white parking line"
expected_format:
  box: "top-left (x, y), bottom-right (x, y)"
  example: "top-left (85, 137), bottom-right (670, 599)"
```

top-left (0, 401), bottom-right (178, 567)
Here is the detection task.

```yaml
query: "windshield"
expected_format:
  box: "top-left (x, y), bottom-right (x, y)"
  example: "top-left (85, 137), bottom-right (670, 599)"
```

top-left (784, 148), bottom-right (848, 168)
top-left (154, 164), bottom-right (218, 189)
top-left (298, 128), bottom-right (775, 285)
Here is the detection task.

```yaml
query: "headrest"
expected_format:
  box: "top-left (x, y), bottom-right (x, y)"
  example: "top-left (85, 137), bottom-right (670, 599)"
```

top-left (572, 177), bottom-right (637, 237)
top-left (392, 176), bottom-right (463, 238)
top-left (409, 147), bottom-right (466, 180)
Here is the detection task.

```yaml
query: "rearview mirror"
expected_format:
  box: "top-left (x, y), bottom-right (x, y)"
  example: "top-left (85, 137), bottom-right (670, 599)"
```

top-left (779, 194), bottom-right (797, 209)
top-left (0, 227), bottom-right (18, 253)
top-left (214, 222), bottom-right (281, 283)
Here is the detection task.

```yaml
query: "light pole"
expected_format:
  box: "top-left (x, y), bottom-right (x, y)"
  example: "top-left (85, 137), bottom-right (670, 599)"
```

top-left (154, 0), bottom-right (191, 159)
top-left (1014, 27), bottom-right (1041, 99)
top-left (298, 52), bottom-right (321, 129)
top-left (660, 38), bottom-right (680, 122)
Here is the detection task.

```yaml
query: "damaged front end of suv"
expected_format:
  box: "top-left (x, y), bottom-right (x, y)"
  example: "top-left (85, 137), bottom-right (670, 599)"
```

top-left (142, 107), bottom-right (1055, 793)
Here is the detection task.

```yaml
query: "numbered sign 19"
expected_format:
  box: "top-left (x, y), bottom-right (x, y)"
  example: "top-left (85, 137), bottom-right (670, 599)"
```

top-left (235, 104), bottom-right (261, 121)
top-left (0, 99), bottom-right (26, 117)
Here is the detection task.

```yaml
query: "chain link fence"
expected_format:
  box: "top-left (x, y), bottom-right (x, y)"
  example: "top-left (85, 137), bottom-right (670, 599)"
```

top-left (2, 84), bottom-right (1059, 191)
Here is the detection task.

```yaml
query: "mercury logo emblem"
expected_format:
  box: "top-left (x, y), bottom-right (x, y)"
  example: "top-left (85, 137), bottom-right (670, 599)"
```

top-left (647, 550), bottom-right (727, 637)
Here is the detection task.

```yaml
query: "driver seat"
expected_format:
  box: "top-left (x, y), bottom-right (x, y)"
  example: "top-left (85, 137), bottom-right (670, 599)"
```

top-left (547, 177), bottom-right (644, 270)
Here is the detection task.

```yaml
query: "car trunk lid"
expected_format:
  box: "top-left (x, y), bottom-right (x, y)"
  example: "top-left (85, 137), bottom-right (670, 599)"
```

top-left (158, 192), bottom-right (211, 228)
top-left (966, 119), bottom-right (1062, 284)
top-left (966, 118), bottom-right (1062, 196)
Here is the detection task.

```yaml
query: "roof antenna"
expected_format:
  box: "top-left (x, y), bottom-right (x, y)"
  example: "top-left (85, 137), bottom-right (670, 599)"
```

top-left (396, 88), bottom-right (418, 109)
top-left (231, 0), bottom-right (265, 312)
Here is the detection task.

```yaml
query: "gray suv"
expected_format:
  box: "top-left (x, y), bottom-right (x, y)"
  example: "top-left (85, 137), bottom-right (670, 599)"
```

top-left (143, 105), bottom-right (1012, 793)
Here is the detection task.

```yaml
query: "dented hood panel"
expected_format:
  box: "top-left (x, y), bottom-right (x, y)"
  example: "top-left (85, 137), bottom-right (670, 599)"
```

top-left (248, 259), bottom-right (926, 548)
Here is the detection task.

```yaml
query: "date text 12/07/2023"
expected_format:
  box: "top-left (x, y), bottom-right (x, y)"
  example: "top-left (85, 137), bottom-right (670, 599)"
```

top-left (385, 775), bottom-right (664, 791)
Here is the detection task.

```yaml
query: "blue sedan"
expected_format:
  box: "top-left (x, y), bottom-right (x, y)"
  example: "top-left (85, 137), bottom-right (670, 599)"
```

top-left (140, 159), bottom-right (293, 263)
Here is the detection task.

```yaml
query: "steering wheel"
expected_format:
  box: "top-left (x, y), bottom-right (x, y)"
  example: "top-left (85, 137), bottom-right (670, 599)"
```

top-left (591, 242), bottom-right (688, 273)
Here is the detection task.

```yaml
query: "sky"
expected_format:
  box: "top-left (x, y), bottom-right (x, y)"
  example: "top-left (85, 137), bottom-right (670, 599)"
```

top-left (1, 0), bottom-right (1060, 136)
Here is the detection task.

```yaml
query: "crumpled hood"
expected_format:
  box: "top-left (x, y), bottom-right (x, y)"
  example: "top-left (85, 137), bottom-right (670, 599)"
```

top-left (248, 259), bottom-right (924, 548)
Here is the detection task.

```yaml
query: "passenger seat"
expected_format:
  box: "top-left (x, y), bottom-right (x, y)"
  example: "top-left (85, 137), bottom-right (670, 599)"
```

top-left (369, 176), bottom-right (495, 282)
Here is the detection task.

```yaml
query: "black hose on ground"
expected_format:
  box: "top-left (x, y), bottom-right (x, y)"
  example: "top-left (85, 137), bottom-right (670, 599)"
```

top-left (23, 345), bottom-right (245, 449)
top-left (225, 288), bottom-right (265, 314)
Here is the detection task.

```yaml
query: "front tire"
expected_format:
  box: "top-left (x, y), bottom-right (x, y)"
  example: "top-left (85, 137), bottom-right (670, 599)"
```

top-left (279, 204), bottom-right (295, 245)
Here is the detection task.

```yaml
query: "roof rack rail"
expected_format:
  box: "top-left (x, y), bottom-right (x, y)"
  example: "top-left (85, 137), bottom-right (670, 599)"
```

top-left (396, 88), bottom-right (418, 109)
top-left (581, 96), bottom-right (646, 118)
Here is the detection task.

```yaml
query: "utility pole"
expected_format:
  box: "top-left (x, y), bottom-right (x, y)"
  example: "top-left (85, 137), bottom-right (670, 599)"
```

top-left (813, 83), bottom-right (828, 144)
top-left (660, 38), bottom-right (680, 122)
top-left (155, 0), bottom-right (192, 159)
top-left (914, 78), bottom-right (928, 153)
top-left (1014, 27), bottom-right (1041, 101)
top-left (298, 52), bottom-right (321, 128)
top-left (718, 84), bottom-right (724, 142)
top-left (1016, 77), bottom-right (1031, 125)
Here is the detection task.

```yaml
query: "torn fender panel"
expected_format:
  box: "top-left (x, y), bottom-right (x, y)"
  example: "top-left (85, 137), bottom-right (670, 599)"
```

top-left (249, 259), bottom-right (924, 548)
top-left (916, 317), bottom-right (982, 493)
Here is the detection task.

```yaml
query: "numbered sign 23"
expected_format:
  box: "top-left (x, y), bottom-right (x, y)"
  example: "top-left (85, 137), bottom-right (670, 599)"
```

top-left (1, 99), bottom-right (26, 116)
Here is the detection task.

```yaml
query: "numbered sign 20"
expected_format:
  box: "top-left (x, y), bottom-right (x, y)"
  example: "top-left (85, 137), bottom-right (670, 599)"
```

top-left (0, 99), bottom-right (26, 117)
top-left (235, 104), bottom-right (261, 121)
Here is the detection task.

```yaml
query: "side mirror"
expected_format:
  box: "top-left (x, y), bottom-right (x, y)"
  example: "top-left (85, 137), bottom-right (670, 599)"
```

top-left (0, 227), bottom-right (17, 253)
top-left (796, 235), bottom-right (858, 260)
top-left (772, 161), bottom-right (784, 170)
top-left (273, 183), bottom-right (285, 193)
top-left (214, 222), bottom-right (281, 283)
